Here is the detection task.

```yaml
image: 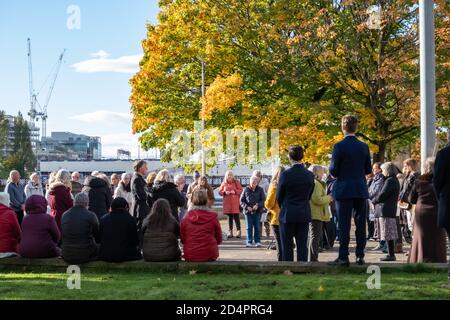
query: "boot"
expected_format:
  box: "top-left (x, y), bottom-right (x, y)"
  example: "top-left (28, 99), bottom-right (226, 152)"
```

top-left (227, 231), bottom-right (233, 239)
top-left (236, 230), bottom-right (241, 238)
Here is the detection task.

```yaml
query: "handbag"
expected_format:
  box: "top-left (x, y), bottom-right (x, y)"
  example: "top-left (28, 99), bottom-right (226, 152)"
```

top-left (398, 201), bottom-right (410, 210)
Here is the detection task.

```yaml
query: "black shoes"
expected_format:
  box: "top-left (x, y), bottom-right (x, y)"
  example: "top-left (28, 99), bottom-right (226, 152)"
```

top-left (356, 257), bottom-right (365, 266)
top-left (328, 258), bottom-right (350, 267)
top-left (380, 255), bottom-right (396, 262)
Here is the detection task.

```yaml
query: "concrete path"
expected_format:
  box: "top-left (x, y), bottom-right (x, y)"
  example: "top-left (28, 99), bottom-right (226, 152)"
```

top-left (217, 219), bottom-right (449, 264)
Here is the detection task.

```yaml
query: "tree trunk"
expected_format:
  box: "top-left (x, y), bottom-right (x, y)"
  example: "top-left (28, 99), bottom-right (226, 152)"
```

top-left (373, 142), bottom-right (387, 163)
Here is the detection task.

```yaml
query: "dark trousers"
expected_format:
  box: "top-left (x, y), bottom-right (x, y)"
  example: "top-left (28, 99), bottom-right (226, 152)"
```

top-left (272, 225), bottom-right (282, 261)
top-left (280, 222), bottom-right (309, 262)
top-left (446, 228), bottom-right (450, 278)
top-left (14, 210), bottom-right (24, 225)
top-left (335, 198), bottom-right (367, 260)
top-left (228, 214), bottom-right (241, 231)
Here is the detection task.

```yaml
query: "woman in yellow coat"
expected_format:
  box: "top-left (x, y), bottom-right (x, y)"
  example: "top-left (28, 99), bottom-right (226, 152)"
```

top-left (309, 165), bottom-right (332, 262)
top-left (264, 166), bottom-right (285, 261)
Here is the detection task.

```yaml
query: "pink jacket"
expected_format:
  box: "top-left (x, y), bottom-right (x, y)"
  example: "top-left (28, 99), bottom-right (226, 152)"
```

top-left (219, 179), bottom-right (243, 214)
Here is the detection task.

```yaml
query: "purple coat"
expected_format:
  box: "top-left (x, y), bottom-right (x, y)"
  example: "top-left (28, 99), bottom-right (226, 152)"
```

top-left (18, 195), bottom-right (61, 258)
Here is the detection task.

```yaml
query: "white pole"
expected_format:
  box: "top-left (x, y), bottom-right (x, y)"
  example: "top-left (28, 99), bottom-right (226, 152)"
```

top-left (201, 59), bottom-right (206, 176)
top-left (419, 0), bottom-right (436, 173)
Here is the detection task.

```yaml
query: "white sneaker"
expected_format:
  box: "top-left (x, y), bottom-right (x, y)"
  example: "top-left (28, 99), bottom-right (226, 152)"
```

top-left (255, 243), bottom-right (262, 248)
top-left (246, 243), bottom-right (252, 248)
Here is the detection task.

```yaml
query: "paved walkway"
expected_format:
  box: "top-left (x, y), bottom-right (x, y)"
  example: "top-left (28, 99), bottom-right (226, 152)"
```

top-left (217, 219), bottom-right (449, 264)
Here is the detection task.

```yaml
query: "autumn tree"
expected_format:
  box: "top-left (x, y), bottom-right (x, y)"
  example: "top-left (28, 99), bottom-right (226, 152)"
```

top-left (130, 0), bottom-right (450, 165)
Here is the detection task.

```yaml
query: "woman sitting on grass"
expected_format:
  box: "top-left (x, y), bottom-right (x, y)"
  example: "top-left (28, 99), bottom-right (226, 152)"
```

top-left (181, 190), bottom-right (223, 262)
top-left (141, 198), bottom-right (181, 262)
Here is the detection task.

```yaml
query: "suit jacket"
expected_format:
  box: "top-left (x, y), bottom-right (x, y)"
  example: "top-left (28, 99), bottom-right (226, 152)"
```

top-left (131, 173), bottom-right (150, 222)
top-left (330, 135), bottom-right (372, 200)
top-left (276, 163), bottom-right (315, 223)
top-left (434, 143), bottom-right (450, 229)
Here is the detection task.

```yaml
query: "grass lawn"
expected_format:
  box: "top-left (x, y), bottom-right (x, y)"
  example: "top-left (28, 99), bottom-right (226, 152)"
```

top-left (1, 267), bottom-right (449, 300)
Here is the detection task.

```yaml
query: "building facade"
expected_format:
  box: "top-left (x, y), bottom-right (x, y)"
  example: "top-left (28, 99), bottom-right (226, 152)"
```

top-left (1, 114), bottom-right (40, 157)
top-left (36, 132), bottom-right (101, 161)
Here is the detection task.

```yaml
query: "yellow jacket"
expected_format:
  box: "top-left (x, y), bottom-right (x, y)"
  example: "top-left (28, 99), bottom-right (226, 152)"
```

top-left (264, 183), bottom-right (280, 225)
top-left (310, 179), bottom-right (332, 222)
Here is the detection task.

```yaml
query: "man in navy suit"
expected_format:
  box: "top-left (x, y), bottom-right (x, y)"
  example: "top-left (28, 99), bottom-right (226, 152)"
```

top-left (433, 131), bottom-right (450, 282)
top-left (328, 115), bottom-right (372, 266)
top-left (276, 145), bottom-right (315, 262)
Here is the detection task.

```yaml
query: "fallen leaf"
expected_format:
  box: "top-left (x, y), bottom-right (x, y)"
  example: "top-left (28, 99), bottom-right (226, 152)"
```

top-left (189, 270), bottom-right (197, 275)
top-left (283, 270), bottom-right (293, 276)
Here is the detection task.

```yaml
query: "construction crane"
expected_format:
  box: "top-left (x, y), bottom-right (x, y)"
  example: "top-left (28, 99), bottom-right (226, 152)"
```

top-left (27, 38), bottom-right (65, 139)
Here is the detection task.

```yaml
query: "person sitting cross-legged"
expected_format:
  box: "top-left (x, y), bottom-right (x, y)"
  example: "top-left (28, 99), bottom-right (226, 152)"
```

top-left (61, 192), bottom-right (100, 264)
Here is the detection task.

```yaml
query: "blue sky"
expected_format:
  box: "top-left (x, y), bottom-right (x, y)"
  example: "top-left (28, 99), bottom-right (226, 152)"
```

top-left (0, 0), bottom-right (159, 158)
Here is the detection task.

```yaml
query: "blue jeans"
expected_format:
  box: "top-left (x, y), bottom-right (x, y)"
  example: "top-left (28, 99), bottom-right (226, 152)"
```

top-left (245, 213), bottom-right (261, 244)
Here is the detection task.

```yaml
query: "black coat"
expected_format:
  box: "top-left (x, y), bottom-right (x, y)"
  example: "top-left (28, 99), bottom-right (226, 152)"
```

top-left (372, 175), bottom-right (400, 218)
top-left (131, 173), bottom-right (151, 223)
top-left (150, 181), bottom-right (185, 221)
top-left (276, 163), bottom-right (315, 223)
top-left (434, 143), bottom-right (450, 229)
top-left (240, 185), bottom-right (266, 215)
top-left (399, 172), bottom-right (419, 205)
top-left (86, 177), bottom-right (112, 220)
top-left (98, 209), bottom-right (141, 262)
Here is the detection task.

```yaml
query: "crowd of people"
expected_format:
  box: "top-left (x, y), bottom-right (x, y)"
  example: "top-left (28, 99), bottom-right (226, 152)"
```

top-left (0, 115), bottom-right (449, 281)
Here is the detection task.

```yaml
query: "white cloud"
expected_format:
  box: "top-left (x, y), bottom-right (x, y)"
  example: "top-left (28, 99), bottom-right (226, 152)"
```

top-left (90, 50), bottom-right (111, 59)
top-left (70, 110), bottom-right (132, 123)
top-left (72, 52), bottom-right (143, 73)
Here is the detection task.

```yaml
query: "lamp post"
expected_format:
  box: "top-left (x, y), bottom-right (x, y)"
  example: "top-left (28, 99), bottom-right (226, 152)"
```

top-left (419, 0), bottom-right (436, 172)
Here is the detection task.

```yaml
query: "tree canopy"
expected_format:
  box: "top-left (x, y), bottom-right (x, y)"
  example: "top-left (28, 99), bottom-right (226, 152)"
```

top-left (130, 0), bottom-right (450, 165)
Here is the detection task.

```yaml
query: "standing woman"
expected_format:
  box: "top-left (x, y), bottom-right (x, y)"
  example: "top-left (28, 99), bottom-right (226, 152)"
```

top-left (149, 169), bottom-right (185, 222)
top-left (408, 158), bottom-right (447, 263)
top-left (309, 165), bottom-right (332, 262)
top-left (145, 171), bottom-right (157, 209)
top-left (264, 166), bottom-right (285, 261)
top-left (114, 173), bottom-right (133, 211)
top-left (24, 173), bottom-right (44, 198)
top-left (49, 169), bottom-right (74, 230)
top-left (399, 158), bottom-right (420, 244)
top-left (240, 176), bottom-right (266, 248)
top-left (372, 162), bottom-right (401, 262)
top-left (192, 176), bottom-right (215, 208)
top-left (219, 171), bottom-right (243, 239)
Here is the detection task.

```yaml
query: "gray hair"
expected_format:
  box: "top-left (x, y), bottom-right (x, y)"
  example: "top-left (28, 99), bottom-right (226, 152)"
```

top-left (252, 170), bottom-right (262, 178)
top-left (309, 165), bottom-right (325, 179)
top-left (74, 192), bottom-right (89, 207)
top-left (0, 192), bottom-right (10, 207)
top-left (250, 176), bottom-right (259, 184)
top-left (174, 174), bottom-right (185, 184)
top-left (381, 162), bottom-right (398, 177)
top-left (424, 157), bottom-right (435, 175)
top-left (121, 173), bottom-right (132, 181)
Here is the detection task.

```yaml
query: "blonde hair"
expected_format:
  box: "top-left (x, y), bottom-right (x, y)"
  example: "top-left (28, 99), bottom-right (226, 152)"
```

top-left (48, 171), bottom-right (57, 185)
top-left (146, 172), bottom-right (157, 185)
top-left (271, 166), bottom-right (285, 186)
top-left (55, 169), bottom-right (72, 188)
top-left (155, 169), bottom-right (172, 183)
top-left (223, 170), bottom-right (234, 184)
top-left (403, 158), bottom-right (418, 174)
top-left (191, 189), bottom-right (208, 206)
top-left (29, 172), bottom-right (40, 181)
